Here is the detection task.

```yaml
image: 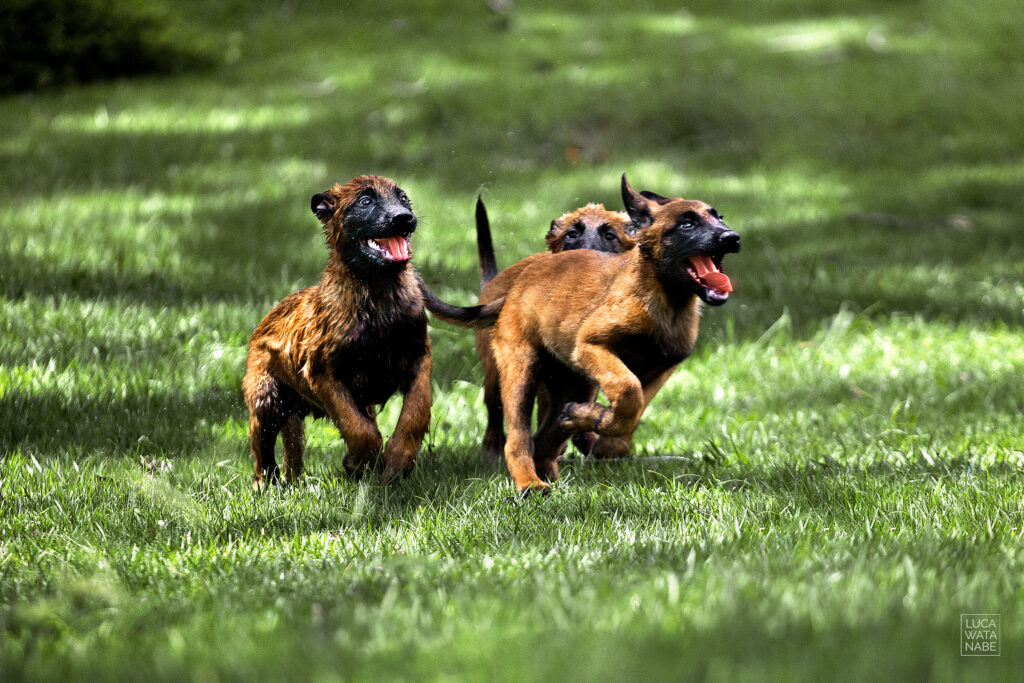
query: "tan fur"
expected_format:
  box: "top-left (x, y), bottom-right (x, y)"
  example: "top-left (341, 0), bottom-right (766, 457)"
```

top-left (486, 183), bottom-right (735, 495)
top-left (476, 204), bottom-right (634, 462)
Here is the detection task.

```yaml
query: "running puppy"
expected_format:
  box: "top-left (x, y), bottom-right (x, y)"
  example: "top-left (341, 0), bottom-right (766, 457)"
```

top-left (474, 197), bottom-right (633, 286)
top-left (474, 198), bottom-right (635, 461)
top-left (242, 175), bottom-right (497, 489)
top-left (544, 203), bottom-right (635, 254)
top-left (489, 175), bottom-right (740, 494)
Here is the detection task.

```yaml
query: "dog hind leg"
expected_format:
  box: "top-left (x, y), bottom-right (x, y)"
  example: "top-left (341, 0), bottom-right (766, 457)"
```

top-left (281, 413), bottom-right (305, 483)
top-left (477, 328), bottom-right (505, 462)
top-left (482, 361), bottom-right (505, 462)
top-left (249, 413), bottom-right (281, 491)
top-left (245, 373), bottom-right (285, 490)
top-left (533, 373), bottom-right (594, 480)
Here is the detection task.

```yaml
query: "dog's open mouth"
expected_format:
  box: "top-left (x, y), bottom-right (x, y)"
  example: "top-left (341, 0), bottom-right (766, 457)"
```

top-left (365, 236), bottom-right (411, 262)
top-left (686, 254), bottom-right (732, 305)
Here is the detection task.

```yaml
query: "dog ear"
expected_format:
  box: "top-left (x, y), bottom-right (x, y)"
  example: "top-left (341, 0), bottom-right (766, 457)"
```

top-left (639, 190), bottom-right (672, 205)
top-left (311, 191), bottom-right (336, 223)
top-left (545, 219), bottom-right (563, 252)
top-left (621, 173), bottom-right (653, 230)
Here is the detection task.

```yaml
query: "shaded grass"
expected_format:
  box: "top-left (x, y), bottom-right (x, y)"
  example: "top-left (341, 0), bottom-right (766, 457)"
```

top-left (1, 0), bottom-right (1023, 680)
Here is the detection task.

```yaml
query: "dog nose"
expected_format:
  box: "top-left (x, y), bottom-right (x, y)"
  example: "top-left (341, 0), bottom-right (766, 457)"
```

top-left (390, 211), bottom-right (417, 231)
top-left (718, 230), bottom-right (741, 252)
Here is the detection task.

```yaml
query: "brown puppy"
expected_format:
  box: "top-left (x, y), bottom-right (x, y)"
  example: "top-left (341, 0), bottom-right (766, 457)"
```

top-left (242, 175), bottom-right (496, 490)
top-left (473, 199), bottom-right (635, 461)
top-left (545, 203), bottom-right (635, 254)
top-left (489, 175), bottom-right (740, 494)
top-left (474, 197), bottom-right (633, 286)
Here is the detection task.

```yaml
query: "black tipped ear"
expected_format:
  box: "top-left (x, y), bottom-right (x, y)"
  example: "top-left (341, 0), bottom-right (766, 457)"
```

top-left (639, 190), bottom-right (672, 205)
top-left (621, 173), bottom-right (652, 230)
top-left (547, 219), bottom-right (558, 236)
top-left (311, 192), bottom-right (335, 223)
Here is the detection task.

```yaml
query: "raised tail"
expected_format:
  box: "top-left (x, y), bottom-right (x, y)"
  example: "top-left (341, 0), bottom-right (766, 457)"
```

top-left (476, 195), bottom-right (499, 288)
top-left (417, 276), bottom-right (504, 329)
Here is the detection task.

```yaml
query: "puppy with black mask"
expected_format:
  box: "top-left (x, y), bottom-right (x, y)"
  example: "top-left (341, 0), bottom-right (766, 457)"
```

top-left (243, 175), bottom-right (500, 489)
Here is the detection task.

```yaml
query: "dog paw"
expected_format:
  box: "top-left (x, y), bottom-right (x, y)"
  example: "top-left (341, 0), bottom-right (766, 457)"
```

top-left (252, 465), bottom-right (284, 492)
top-left (343, 454), bottom-right (368, 479)
top-left (481, 432), bottom-right (505, 463)
top-left (379, 456), bottom-right (415, 483)
top-left (557, 402), bottom-right (584, 430)
top-left (592, 436), bottom-right (630, 460)
top-left (514, 480), bottom-right (551, 498)
top-left (534, 457), bottom-right (560, 482)
top-left (571, 432), bottom-right (599, 456)
top-left (558, 402), bottom-right (608, 433)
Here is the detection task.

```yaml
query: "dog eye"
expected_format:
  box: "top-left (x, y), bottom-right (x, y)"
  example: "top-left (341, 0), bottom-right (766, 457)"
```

top-left (603, 230), bottom-right (616, 241)
top-left (398, 191), bottom-right (410, 205)
top-left (359, 195), bottom-right (373, 207)
top-left (677, 212), bottom-right (700, 230)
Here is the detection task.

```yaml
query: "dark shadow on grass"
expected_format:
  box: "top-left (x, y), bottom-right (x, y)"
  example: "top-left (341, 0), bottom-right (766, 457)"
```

top-left (0, 384), bottom-right (241, 457)
top-left (0, 195), bottom-right (327, 305)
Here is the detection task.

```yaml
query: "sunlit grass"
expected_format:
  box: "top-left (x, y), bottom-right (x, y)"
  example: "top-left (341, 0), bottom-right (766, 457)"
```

top-left (1, 0), bottom-right (1023, 679)
top-left (50, 103), bottom-right (314, 134)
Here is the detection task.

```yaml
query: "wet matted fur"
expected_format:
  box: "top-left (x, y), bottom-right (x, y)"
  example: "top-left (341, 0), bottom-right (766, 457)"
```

top-left (243, 175), bottom-right (490, 488)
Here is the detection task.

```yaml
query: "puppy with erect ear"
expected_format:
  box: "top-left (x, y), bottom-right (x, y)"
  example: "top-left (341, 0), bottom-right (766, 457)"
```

top-left (435, 173), bottom-right (742, 494)
top-left (469, 197), bottom-right (636, 460)
top-left (242, 175), bottom-right (499, 490)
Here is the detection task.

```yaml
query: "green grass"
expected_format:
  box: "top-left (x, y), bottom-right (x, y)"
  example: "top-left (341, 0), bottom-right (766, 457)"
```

top-left (2, 0), bottom-right (1023, 680)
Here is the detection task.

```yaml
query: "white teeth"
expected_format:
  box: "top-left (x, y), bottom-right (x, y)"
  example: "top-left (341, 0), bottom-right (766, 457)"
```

top-left (367, 239), bottom-right (385, 254)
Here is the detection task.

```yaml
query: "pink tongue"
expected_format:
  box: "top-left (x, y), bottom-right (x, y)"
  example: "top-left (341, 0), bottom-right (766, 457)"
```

top-left (690, 255), bottom-right (732, 293)
top-left (377, 236), bottom-right (410, 261)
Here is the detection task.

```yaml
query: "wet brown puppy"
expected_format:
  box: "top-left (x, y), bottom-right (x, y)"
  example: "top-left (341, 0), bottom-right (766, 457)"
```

top-left (242, 175), bottom-right (495, 490)
top-left (489, 175), bottom-right (740, 494)
top-left (473, 199), bottom-right (635, 461)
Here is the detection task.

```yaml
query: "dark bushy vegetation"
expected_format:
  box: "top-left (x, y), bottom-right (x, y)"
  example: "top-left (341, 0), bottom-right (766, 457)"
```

top-left (0, 0), bottom-right (210, 93)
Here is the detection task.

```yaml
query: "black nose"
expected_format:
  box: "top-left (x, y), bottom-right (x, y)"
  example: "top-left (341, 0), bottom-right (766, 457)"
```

top-left (390, 211), bottom-right (417, 232)
top-left (718, 230), bottom-right (741, 253)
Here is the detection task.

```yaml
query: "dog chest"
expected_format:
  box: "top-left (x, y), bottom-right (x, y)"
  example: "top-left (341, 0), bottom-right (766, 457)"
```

top-left (331, 313), bottom-right (428, 405)
top-left (611, 334), bottom-right (688, 384)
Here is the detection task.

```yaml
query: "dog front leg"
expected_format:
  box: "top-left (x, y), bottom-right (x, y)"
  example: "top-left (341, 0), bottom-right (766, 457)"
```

top-left (308, 373), bottom-right (383, 477)
top-left (381, 352), bottom-right (433, 483)
top-left (495, 346), bottom-right (548, 496)
top-left (560, 343), bottom-right (644, 459)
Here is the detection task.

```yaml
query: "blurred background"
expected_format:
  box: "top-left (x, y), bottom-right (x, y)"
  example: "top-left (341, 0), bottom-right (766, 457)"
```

top-left (3, 0), bottom-right (1021, 326)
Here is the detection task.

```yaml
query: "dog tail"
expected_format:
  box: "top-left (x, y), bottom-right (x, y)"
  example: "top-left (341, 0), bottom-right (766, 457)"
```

top-left (476, 195), bottom-right (499, 288)
top-left (418, 277), bottom-right (503, 329)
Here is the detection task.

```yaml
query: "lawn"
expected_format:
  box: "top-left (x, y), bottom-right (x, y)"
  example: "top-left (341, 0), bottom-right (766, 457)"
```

top-left (1, 0), bottom-right (1022, 680)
